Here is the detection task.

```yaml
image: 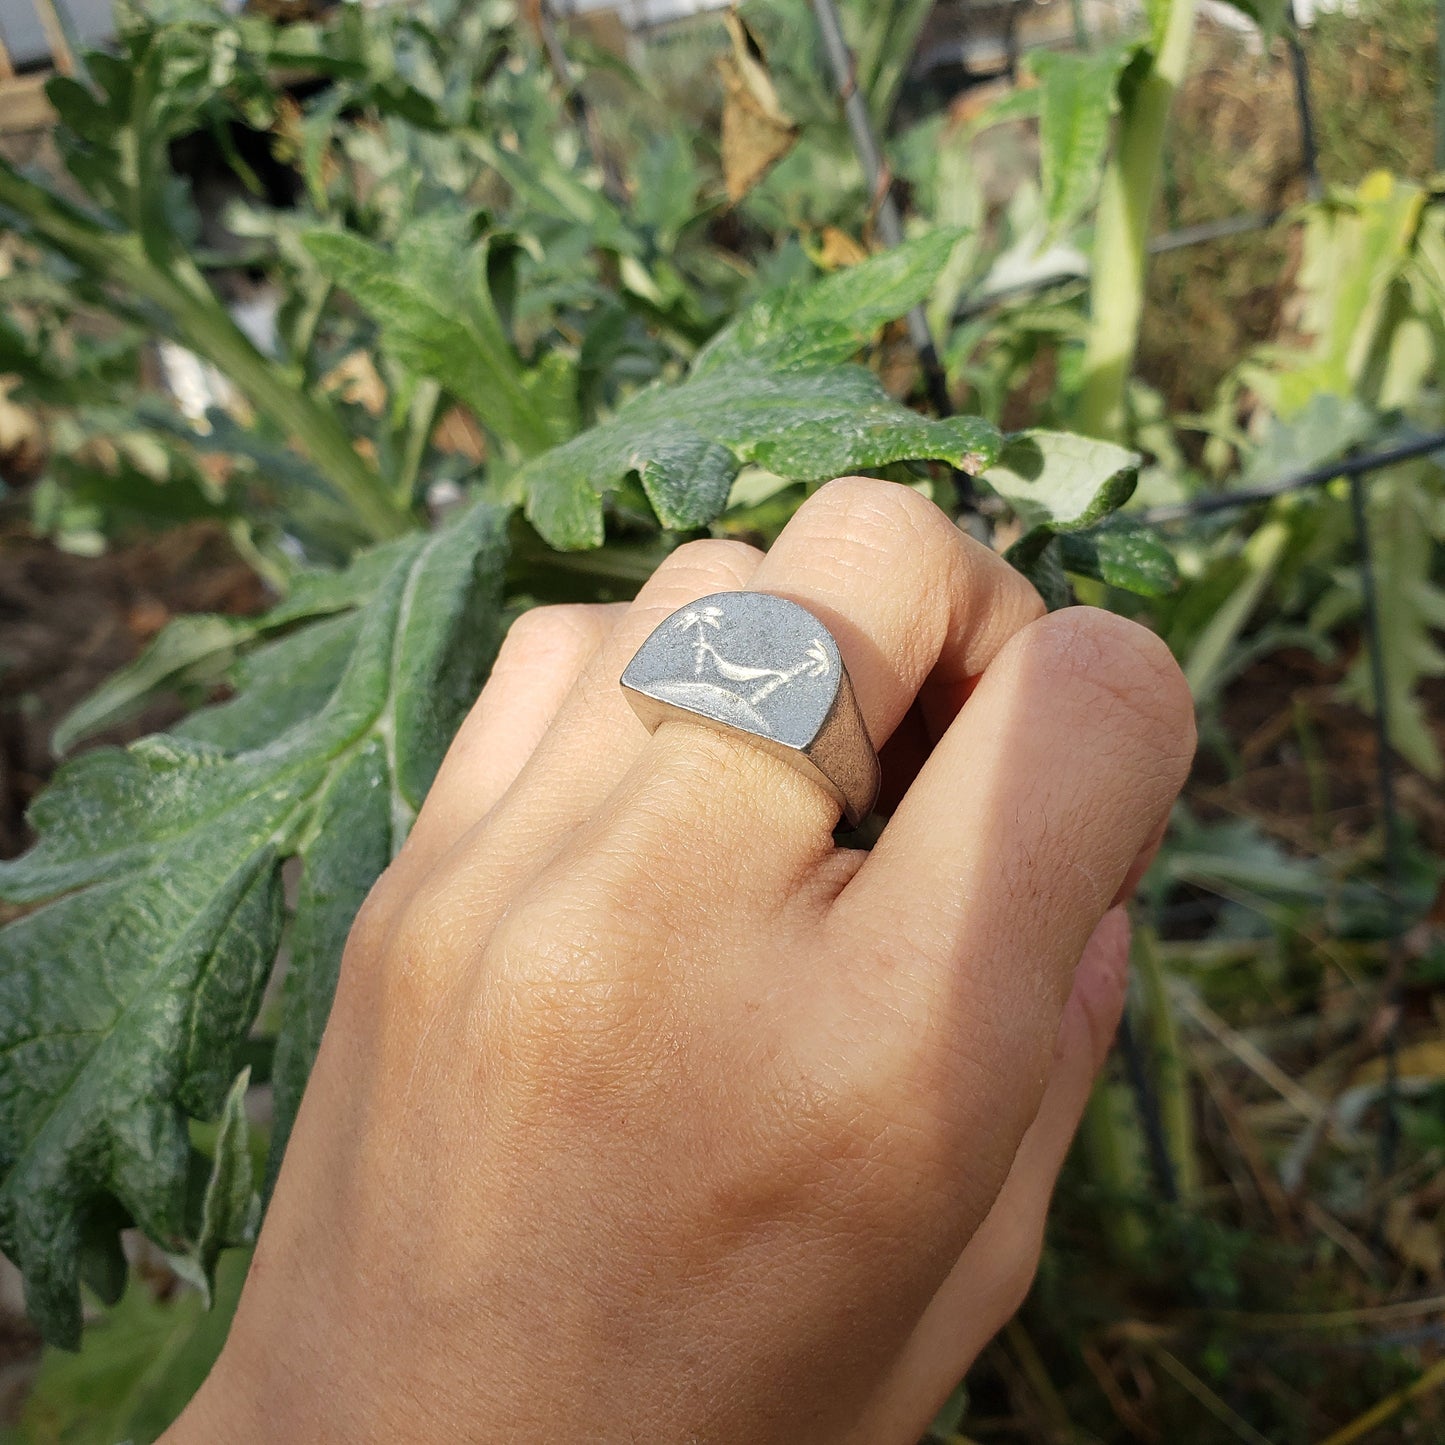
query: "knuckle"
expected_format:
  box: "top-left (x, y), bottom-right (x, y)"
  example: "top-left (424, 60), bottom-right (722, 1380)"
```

top-left (803, 478), bottom-right (955, 577)
top-left (336, 859), bottom-right (437, 991)
top-left (809, 475), bottom-right (947, 536)
top-left (786, 480), bottom-right (1046, 679)
top-left (344, 871), bottom-right (399, 965)
top-left (500, 603), bottom-right (607, 665)
top-left (612, 541), bottom-right (762, 659)
top-left (480, 886), bottom-right (672, 1108)
top-left (786, 480), bottom-right (959, 665)
top-left (654, 537), bottom-right (762, 592)
top-left (364, 858), bottom-right (502, 1014)
top-left (330, 865), bottom-right (465, 1042)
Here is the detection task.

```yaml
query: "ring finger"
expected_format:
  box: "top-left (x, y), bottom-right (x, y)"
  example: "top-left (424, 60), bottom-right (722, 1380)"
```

top-left (486, 478), bottom-right (1043, 911)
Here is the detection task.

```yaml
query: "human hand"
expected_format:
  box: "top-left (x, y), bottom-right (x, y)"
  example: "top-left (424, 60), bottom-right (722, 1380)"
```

top-left (167, 478), bottom-right (1194, 1444)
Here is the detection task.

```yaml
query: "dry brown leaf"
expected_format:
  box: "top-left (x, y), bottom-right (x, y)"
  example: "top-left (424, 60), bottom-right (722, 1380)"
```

top-left (817, 226), bottom-right (869, 269)
top-left (319, 349), bottom-right (387, 417)
top-left (948, 74), bottom-right (1030, 129)
top-left (0, 383), bottom-right (44, 485)
top-left (1354, 1037), bottom-right (1445, 1086)
top-left (717, 11), bottom-right (798, 205)
top-left (1385, 1195), bottom-right (1445, 1279)
top-left (124, 598), bottom-right (171, 642)
top-left (433, 405), bottom-right (488, 463)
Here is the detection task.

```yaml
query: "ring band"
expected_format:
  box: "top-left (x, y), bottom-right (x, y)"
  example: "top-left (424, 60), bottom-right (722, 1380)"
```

top-left (620, 591), bottom-right (881, 827)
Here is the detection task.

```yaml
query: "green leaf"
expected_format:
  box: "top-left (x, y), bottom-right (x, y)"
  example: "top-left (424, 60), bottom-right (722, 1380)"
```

top-left (1332, 467), bottom-right (1445, 779)
top-left (631, 129), bottom-right (705, 247)
top-left (15, 1249), bottom-right (248, 1445)
top-left (694, 230), bottom-right (965, 374)
top-left (1244, 174), bottom-right (1426, 414)
top-left (1004, 533), bottom-right (1072, 610)
top-left (1143, 0), bottom-right (1172, 55)
top-left (964, 84), bottom-right (1044, 135)
top-left (1059, 517), bottom-right (1180, 596)
top-left (1026, 46), bottom-right (1133, 239)
top-left (304, 214), bottom-right (574, 459)
top-left (0, 503), bottom-right (509, 1347)
top-left (516, 233), bottom-right (999, 548)
top-left (44, 76), bottom-right (114, 146)
top-left (1182, 516), bottom-right (1291, 705)
top-left (264, 745), bottom-right (392, 1199)
top-left (850, 0), bottom-right (940, 129)
top-left (178, 1068), bottom-right (260, 1302)
top-left (1238, 392), bottom-right (1381, 488)
top-left (52, 616), bottom-right (258, 757)
top-left (53, 539), bottom-right (412, 756)
top-left (176, 613), bottom-right (365, 753)
top-left (520, 365), bottom-right (1001, 549)
top-left (983, 429), bottom-right (1141, 532)
top-left (144, 407), bottom-right (375, 560)
top-left (0, 836), bottom-right (281, 1350)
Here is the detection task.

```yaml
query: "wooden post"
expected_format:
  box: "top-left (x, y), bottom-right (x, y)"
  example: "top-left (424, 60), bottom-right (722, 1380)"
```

top-left (31, 0), bottom-right (76, 76)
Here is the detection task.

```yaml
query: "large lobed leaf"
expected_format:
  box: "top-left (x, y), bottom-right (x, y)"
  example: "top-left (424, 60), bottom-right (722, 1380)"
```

top-left (984, 429), bottom-right (1141, 533)
top-left (16, 1247), bottom-right (249, 1445)
top-left (693, 229), bottom-right (966, 372)
top-left (0, 502), bottom-right (509, 1347)
top-left (522, 364), bottom-right (1002, 549)
top-left (1331, 467), bottom-right (1445, 779)
top-left (305, 214), bottom-right (577, 460)
top-left (515, 232), bottom-right (1002, 548)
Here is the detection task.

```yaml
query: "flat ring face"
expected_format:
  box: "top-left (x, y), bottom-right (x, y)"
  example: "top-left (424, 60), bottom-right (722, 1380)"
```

top-left (620, 591), bottom-right (881, 826)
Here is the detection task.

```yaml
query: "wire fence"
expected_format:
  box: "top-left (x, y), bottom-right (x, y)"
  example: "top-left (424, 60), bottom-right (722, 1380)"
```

top-left (543, 0), bottom-right (1439, 1200)
top-left (791, 0), bottom-right (1434, 1200)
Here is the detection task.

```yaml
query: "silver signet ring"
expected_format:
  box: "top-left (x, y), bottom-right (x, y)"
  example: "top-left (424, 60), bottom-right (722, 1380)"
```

top-left (620, 591), bottom-right (881, 827)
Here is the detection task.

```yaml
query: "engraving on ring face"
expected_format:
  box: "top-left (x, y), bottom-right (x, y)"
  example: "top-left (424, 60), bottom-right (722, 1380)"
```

top-left (621, 591), bottom-right (845, 751)
top-left (674, 605), bottom-right (831, 704)
top-left (621, 590), bottom-right (877, 824)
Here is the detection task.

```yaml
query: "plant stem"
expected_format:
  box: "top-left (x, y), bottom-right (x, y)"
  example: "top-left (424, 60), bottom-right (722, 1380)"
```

top-left (395, 379), bottom-right (443, 511)
top-left (1133, 924), bottom-right (1200, 1201)
top-left (1075, 0), bottom-right (1199, 440)
top-left (161, 264), bottom-right (413, 541)
top-left (1080, 1079), bottom-right (1150, 1261)
top-left (1436, 0), bottom-right (1445, 170)
top-left (1317, 1356), bottom-right (1445, 1445)
top-left (0, 164), bottom-right (412, 542)
top-left (1181, 515), bottom-right (1289, 703)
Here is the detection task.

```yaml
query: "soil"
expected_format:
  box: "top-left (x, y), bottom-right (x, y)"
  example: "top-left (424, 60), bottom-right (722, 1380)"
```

top-left (1204, 644), bottom-right (1445, 859)
top-left (0, 516), bottom-right (268, 860)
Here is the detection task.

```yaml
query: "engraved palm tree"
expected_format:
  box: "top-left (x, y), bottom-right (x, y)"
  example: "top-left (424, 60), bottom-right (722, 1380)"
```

top-left (674, 608), bottom-right (830, 705)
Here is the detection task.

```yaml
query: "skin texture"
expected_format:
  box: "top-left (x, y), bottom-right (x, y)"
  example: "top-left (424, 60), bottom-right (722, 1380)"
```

top-left (164, 478), bottom-right (1196, 1444)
